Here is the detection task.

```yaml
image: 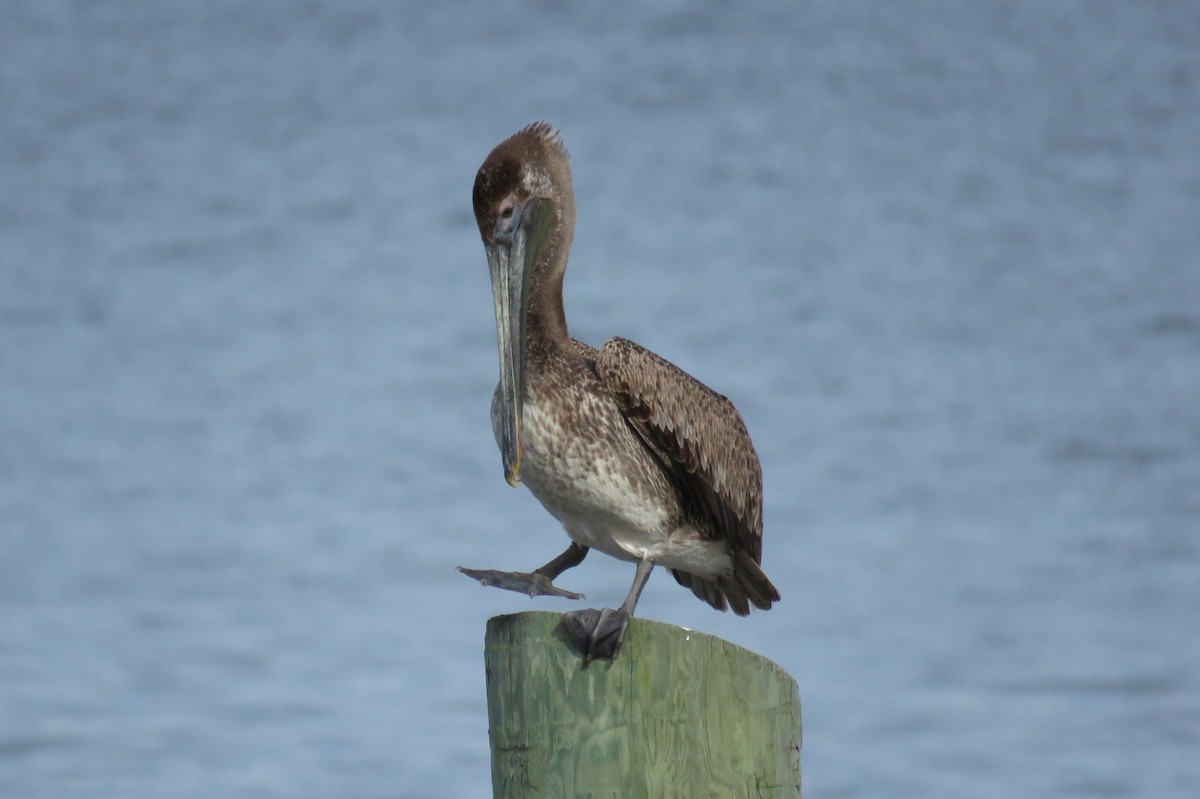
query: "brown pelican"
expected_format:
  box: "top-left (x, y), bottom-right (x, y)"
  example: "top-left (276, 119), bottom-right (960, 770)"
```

top-left (459, 122), bottom-right (779, 663)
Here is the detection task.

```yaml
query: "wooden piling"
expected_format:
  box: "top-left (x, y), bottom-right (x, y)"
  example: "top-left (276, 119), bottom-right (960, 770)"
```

top-left (484, 611), bottom-right (801, 798)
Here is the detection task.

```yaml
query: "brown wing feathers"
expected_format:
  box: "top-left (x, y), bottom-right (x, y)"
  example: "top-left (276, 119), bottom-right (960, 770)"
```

top-left (595, 337), bottom-right (779, 614)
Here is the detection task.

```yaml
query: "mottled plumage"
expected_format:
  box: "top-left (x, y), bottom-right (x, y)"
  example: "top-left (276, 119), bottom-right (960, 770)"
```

top-left (462, 122), bottom-right (779, 661)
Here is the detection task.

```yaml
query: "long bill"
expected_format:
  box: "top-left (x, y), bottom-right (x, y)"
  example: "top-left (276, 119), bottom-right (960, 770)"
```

top-left (485, 199), bottom-right (548, 487)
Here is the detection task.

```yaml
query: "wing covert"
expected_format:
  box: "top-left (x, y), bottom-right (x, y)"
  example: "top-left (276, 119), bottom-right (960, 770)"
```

top-left (595, 336), bottom-right (764, 561)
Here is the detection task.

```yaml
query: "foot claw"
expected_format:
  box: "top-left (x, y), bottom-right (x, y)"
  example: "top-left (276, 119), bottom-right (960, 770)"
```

top-left (560, 607), bottom-right (632, 665)
top-left (457, 567), bottom-right (585, 600)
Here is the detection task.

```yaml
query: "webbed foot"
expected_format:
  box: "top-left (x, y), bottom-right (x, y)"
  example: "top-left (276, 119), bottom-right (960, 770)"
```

top-left (457, 567), bottom-right (585, 600)
top-left (559, 607), bottom-right (632, 665)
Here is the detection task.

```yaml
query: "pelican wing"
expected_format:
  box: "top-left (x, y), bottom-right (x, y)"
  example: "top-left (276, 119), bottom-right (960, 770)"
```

top-left (595, 336), bottom-right (763, 560)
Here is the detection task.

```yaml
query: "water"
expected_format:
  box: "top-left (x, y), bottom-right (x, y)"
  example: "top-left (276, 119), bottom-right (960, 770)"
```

top-left (2, 2), bottom-right (1197, 797)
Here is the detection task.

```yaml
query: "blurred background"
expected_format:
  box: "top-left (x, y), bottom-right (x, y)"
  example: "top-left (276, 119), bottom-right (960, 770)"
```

top-left (2, 1), bottom-right (1197, 797)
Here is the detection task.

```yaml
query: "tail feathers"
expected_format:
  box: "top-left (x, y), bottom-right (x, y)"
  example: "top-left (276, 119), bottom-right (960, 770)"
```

top-left (672, 551), bottom-right (780, 617)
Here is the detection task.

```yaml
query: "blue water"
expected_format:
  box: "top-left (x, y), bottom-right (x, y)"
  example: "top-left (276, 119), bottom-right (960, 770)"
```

top-left (2, 2), bottom-right (1197, 797)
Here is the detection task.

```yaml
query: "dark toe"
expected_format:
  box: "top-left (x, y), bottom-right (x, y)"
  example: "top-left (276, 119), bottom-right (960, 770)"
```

top-left (457, 567), bottom-right (584, 600)
top-left (560, 608), bottom-right (603, 646)
top-left (560, 608), bottom-right (631, 665)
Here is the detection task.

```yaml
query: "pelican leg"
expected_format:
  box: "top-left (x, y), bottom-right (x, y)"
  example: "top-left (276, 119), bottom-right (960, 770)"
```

top-left (458, 542), bottom-right (588, 600)
top-left (560, 558), bottom-right (654, 665)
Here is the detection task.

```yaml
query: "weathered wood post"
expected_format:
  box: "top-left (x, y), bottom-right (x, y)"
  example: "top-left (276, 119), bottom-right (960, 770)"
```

top-left (484, 611), bottom-right (801, 798)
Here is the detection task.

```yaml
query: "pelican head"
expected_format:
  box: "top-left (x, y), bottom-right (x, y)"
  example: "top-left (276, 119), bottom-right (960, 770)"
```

top-left (472, 122), bottom-right (575, 487)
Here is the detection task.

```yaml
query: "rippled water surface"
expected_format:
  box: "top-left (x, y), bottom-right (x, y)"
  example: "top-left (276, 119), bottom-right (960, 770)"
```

top-left (2, 2), bottom-right (1197, 797)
